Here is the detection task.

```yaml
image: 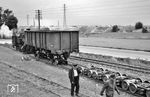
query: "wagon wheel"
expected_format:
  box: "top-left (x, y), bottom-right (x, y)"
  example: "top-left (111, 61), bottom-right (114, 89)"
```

top-left (136, 78), bottom-right (142, 83)
top-left (146, 90), bottom-right (150, 97)
top-left (102, 75), bottom-right (108, 82)
top-left (87, 71), bottom-right (92, 78)
top-left (121, 81), bottom-right (129, 91)
top-left (83, 69), bottom-right (87, 75)
top-left (18, 45), bottom-right (21, 52)
top-left (92, 72), bottom-right (97, 79)
top-left (78, 67), bottom-right (83, 75)
top-left (115, 72), bottom-right (121, 77)
top-left (35, 53), bottom-right (40, 61)
top-left (53, 59), bottom-right (59, 65)
top-left (14, 45), bottom-right (17, 49)
top-left (129, 83), bottom-right (137, 94)
top-left (116, 78), bottom-right (121, 86)
top-left (99, 68), bottom-right (104, 71)
top-left (78, 67), bottom-right (82, 71)
top-left (122, 74), bottom-right (127, 76)
top-left (48, 59), bottom-right (53, 64)
top-left (144, 80), bottom-right (150, 83)
top-left (97, 75), bottom-right (102, 80)
top-left (64, 60), bottom-right (68, 65)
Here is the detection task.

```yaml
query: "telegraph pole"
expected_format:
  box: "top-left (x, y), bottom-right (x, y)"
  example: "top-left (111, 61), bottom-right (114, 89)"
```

top-left (35, 10), bottom-right (42, 30)
top-left (33, 18), bottom-right (35, 27)
top-left (63, 4), bottom-right (67, 28)
top-left (27, 14), bottom-right (29, 26)
top-left (58, 20), bottom-right (59, 28)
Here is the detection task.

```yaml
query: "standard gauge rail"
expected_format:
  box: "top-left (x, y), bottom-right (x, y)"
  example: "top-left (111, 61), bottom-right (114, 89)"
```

top-left (69, 55), bottom-right (150, 74)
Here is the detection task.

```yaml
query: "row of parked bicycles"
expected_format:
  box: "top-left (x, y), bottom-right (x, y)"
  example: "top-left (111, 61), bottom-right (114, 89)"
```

top-left (78, 65), bottom-right (150, 97)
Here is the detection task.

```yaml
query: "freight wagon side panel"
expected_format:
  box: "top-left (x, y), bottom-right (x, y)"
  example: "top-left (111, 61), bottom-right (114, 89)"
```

top-left (44, 32), bottom-right (47, 49)
top-left (24, 32), bottom-right (28, 45)
top-left (30, 32), bottom-right (32, 46)
top-left (40, 32), bottom-right (43, 49)
top-left (42, 32), bottom-right (46, 49)
top-left (34, 32), bottom-right (37, 48)
top-left (61, 32), bottom-right (70, 51)
top-left (41, 32), bottom-right (45, 48)
top-left (28, 32), bottom-right (30, 45)
top-left (26, 32), bottom-right (28, 45)
top-left (32, 32), bottom-right (36, 47)
top-left (71, 31), bottom-right (79, 52)
top-left (39, 32), bottom-right (42, 48)
top-left (26, 32), bottom-right (31, 46)
top-left (36, 32), bottom-right (40, 48)
top-left (54, 32), bottom-right (61, 50)
top-left (40, 32), bottom-right (44, 48)
top-left (46, 32), bottom-right (61, 53)
top-left (29, 32), bottom-right (32, 46)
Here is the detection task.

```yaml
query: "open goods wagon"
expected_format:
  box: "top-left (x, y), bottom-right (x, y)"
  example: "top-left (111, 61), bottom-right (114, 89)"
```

top-left (22, 30), bottom-right (79, 64)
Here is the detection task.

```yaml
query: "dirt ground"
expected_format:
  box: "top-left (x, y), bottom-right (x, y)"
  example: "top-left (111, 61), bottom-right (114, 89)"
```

top-left (0, 63), bottom-right (60, 97)
top-left (0, 46), bottom-right (137, 97)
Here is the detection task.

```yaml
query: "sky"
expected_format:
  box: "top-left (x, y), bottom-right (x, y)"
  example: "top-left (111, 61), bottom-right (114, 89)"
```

top-left (0, 0), bottom-right (150, 26)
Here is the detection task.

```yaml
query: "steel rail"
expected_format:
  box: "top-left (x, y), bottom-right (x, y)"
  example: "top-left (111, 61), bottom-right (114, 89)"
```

top-left (70, 56), bottom-right (150, 74)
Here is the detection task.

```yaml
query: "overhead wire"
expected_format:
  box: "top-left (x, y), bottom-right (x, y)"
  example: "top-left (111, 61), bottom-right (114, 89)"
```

top-left (41, 0), bottom-right (150, 11)
top-left (40, 0), bottom-right (150, 17)
top-left (27, 0), bottom-right (150, 24)
top-left (41, 5), bottom-right (150, 16)
top-left (66, 0), bottom-right (149, 9)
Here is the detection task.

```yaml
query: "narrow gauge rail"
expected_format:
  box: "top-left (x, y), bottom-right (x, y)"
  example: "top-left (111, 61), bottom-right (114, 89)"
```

top-left (69, 56), bottom-right (150, 74)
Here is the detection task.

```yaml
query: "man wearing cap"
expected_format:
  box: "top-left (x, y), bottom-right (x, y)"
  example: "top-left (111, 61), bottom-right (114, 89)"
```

top-left (100, 74), bottom-right (120, 97)
top-left (68, 64), bottom-right (81, 96)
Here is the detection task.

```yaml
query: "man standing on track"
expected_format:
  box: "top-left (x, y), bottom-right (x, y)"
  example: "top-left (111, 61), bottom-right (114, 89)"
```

top-left (68, 64), bottom-right (81, 96)
top-left (100, 74), bottom-right (120, 97)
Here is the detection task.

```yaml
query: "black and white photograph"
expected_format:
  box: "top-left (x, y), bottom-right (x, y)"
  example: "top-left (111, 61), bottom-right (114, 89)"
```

top-left (0, 0), bottom-right (150, 97)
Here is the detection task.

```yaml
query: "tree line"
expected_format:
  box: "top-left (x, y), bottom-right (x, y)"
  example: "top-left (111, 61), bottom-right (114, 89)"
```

top-left (111, 22), bottom-right (149, 33)
top-left (0, 7), bottom-right (18, 30)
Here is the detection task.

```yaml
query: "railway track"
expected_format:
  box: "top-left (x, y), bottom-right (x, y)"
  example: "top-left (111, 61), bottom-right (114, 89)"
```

top-left (0, 45), bottom-right (149, 97)
top-left (1, 43), bottom-right (150, 74)
top-left (29, 55), bottom-right (146, 97)
top-left (69, 56), bottom-right (150, 74)
top-left (0, 48), bottom-right (145, 97)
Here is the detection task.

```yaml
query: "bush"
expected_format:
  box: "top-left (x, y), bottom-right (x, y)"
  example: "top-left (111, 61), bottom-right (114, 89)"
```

top-left (111, 25), bottom-right (119, 32)
top-left (142, 27), bottom-right (148, 33)
top-left (0, 8), bottom-right (18, 30)
top-left (5, 15), bottom-right (18, 30)
top-left (135, 22), bottom-right (143, 29)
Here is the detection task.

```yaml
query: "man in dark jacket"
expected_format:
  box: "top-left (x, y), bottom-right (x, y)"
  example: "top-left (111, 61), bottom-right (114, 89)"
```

top-left (68, 64), bottom-right (81, 96)
top-left (100, 74), bottom-right (120, 97)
